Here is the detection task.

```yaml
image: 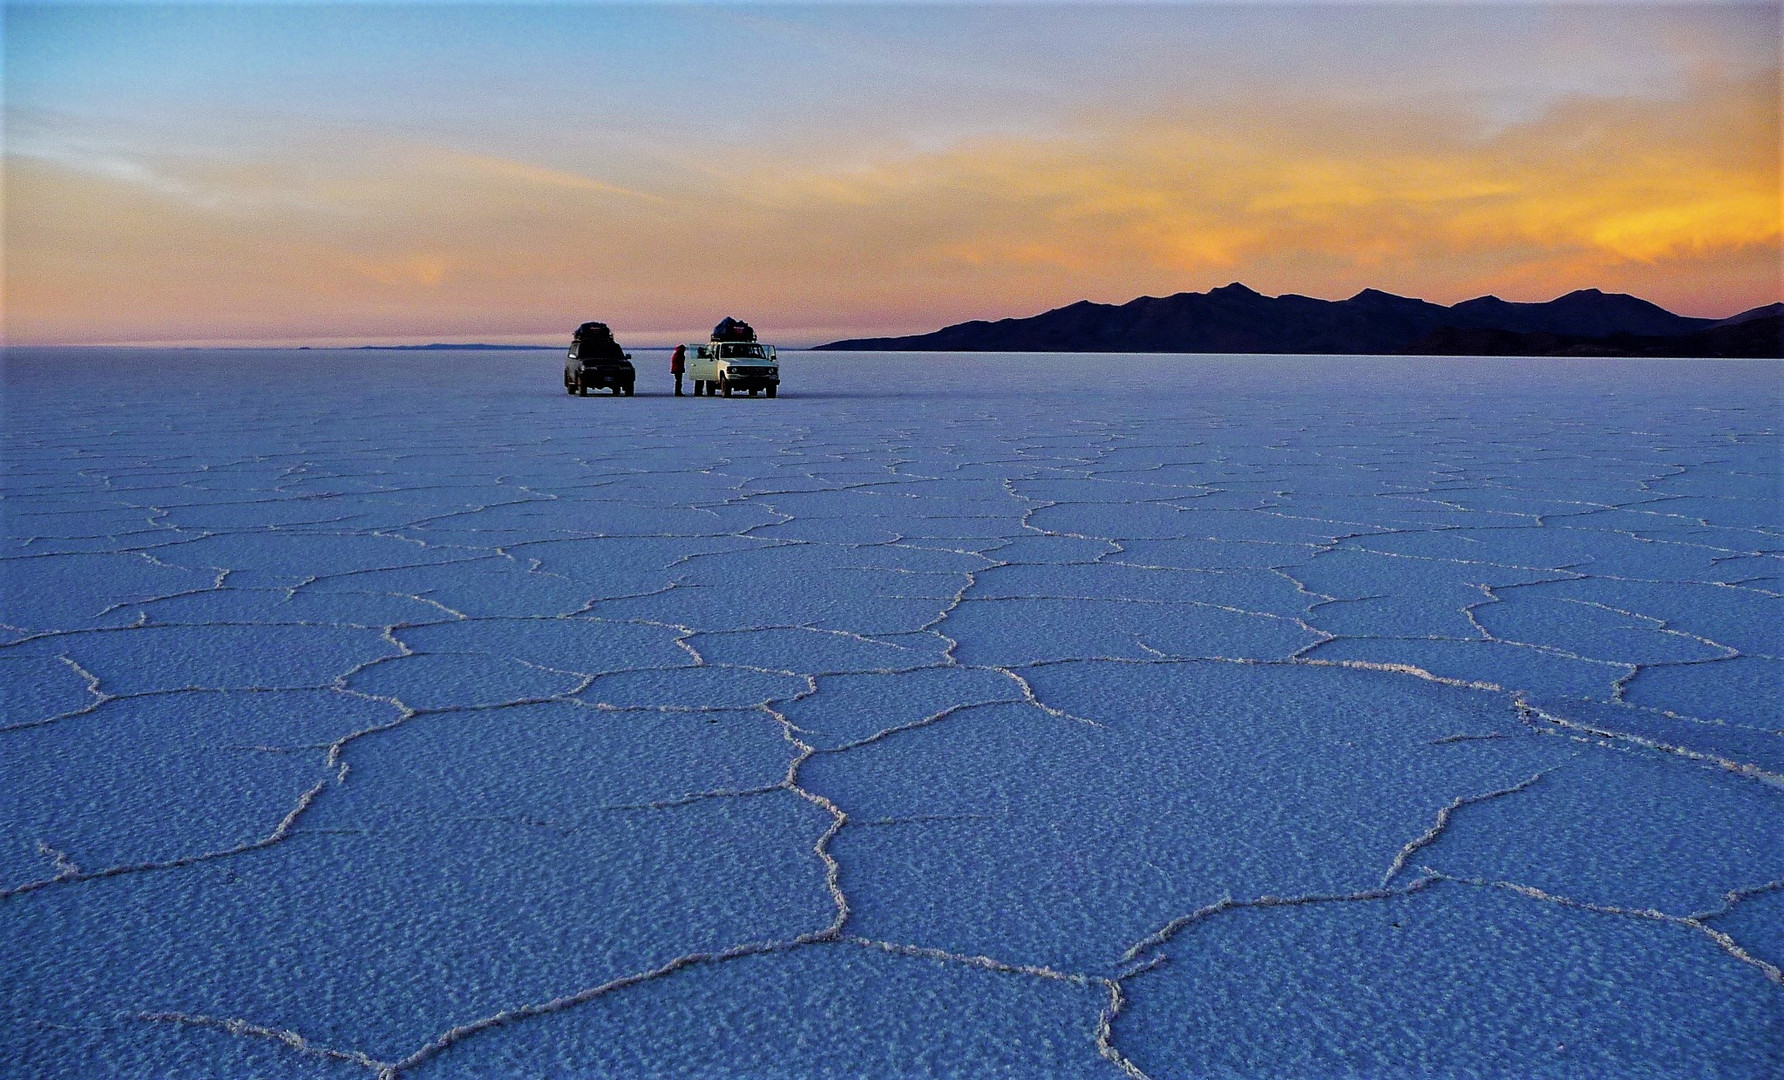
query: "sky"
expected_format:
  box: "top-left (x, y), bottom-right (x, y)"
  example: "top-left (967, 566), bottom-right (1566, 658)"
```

top-left (5, 2), bottom-right (1779, 347)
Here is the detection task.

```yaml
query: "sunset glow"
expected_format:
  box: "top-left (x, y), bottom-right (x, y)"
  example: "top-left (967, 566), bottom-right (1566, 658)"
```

top-left (5, 2), bottom-right (1778, 346)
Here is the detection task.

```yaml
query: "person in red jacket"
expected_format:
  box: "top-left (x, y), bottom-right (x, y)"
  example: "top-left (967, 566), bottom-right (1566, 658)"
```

top-left (670, 344), bottom-right (686, 396)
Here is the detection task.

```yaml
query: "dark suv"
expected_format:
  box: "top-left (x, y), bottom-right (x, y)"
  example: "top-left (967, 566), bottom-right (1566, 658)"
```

top-left (564, 322), bottom-right (636, 396)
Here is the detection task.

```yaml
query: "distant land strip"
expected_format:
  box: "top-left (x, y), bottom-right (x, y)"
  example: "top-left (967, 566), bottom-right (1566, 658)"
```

top-left (816, 285), bottom-right (1782, 358)
top-left (348, 343), bottom-right (550, 351)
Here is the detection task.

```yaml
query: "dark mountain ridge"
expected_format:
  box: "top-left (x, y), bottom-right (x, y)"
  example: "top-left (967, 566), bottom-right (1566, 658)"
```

top-left (817, 285), bottom-right (1777, 356)
top-left (1713, 302), bottom-right (1783, 328)
top-left (1413, 315), bottom-right (1781, 360)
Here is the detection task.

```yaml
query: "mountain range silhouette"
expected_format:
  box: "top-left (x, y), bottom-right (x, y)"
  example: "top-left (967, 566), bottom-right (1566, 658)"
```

top-left (817, 286), bottom-right (1780, 357)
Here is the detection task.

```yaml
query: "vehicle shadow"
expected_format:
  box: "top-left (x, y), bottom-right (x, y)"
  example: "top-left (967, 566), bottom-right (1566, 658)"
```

top-left (555, 387), bottom-right (974, 400)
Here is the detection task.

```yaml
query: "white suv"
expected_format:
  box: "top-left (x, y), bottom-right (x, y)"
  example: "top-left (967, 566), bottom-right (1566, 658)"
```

top-left (684, 341), bottom-right (780, 397)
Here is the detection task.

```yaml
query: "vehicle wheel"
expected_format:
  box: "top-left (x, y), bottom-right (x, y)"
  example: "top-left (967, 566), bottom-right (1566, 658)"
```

top-left (624, 382), bottom-right (635, 396)
top-left (721, 378), bottom-right (732, 397)
top-left (748, 387), bottom-right (758, 397)
top-left (577, 379), bottom-right (588, 396)
top-left (766, 384), bottom-right (777, 398)
top-left (565, 378), bottom-right (575, 395)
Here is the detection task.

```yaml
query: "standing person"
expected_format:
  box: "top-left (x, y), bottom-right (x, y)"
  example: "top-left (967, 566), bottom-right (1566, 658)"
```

top-left (670, 344), bottom-right (686, 396)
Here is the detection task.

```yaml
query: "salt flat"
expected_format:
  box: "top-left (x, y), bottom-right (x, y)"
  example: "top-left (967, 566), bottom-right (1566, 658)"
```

top-left (3, 348), bottom-right (1780, 1078)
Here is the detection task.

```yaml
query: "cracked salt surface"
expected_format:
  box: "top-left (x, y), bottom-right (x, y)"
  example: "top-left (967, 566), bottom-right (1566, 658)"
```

top-left (3, 349), bottom-right (1780, 1078)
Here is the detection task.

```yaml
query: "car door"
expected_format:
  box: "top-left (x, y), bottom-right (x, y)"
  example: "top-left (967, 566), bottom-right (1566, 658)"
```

top-left (689, 345), bottom-right (717, 381)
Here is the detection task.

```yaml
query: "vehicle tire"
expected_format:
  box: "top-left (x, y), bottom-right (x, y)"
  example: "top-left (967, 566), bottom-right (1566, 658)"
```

top-left (766, 384), bottom-right (777, 398)
top-left (624, 382), bottom-right (635, 396)
top-left (577, 379), bottom-right (588, 396)
top-left (721, 378), bottom-right (732, 398)
top-left (565, 378), bottom-right (575, 395)
top-left (748, 387), bottom-right (758, 397)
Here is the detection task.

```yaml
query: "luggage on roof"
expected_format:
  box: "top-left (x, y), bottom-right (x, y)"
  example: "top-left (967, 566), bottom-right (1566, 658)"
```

top-left (572, 321), bottom-right (625, 360)
top-left (712, 317), bottom-right (757, 343)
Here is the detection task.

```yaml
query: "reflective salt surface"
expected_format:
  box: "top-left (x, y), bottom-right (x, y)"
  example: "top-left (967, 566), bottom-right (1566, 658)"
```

top-left (3, 348), bottom-right (1780, 1078)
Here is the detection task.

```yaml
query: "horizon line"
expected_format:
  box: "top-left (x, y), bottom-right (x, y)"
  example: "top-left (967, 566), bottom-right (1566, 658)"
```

top-left (6, 284), bottom-right (1777, 350)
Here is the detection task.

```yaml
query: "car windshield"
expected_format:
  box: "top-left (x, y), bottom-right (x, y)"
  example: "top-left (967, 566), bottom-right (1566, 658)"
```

top-left (721, 344), bottom-right (767, 359)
